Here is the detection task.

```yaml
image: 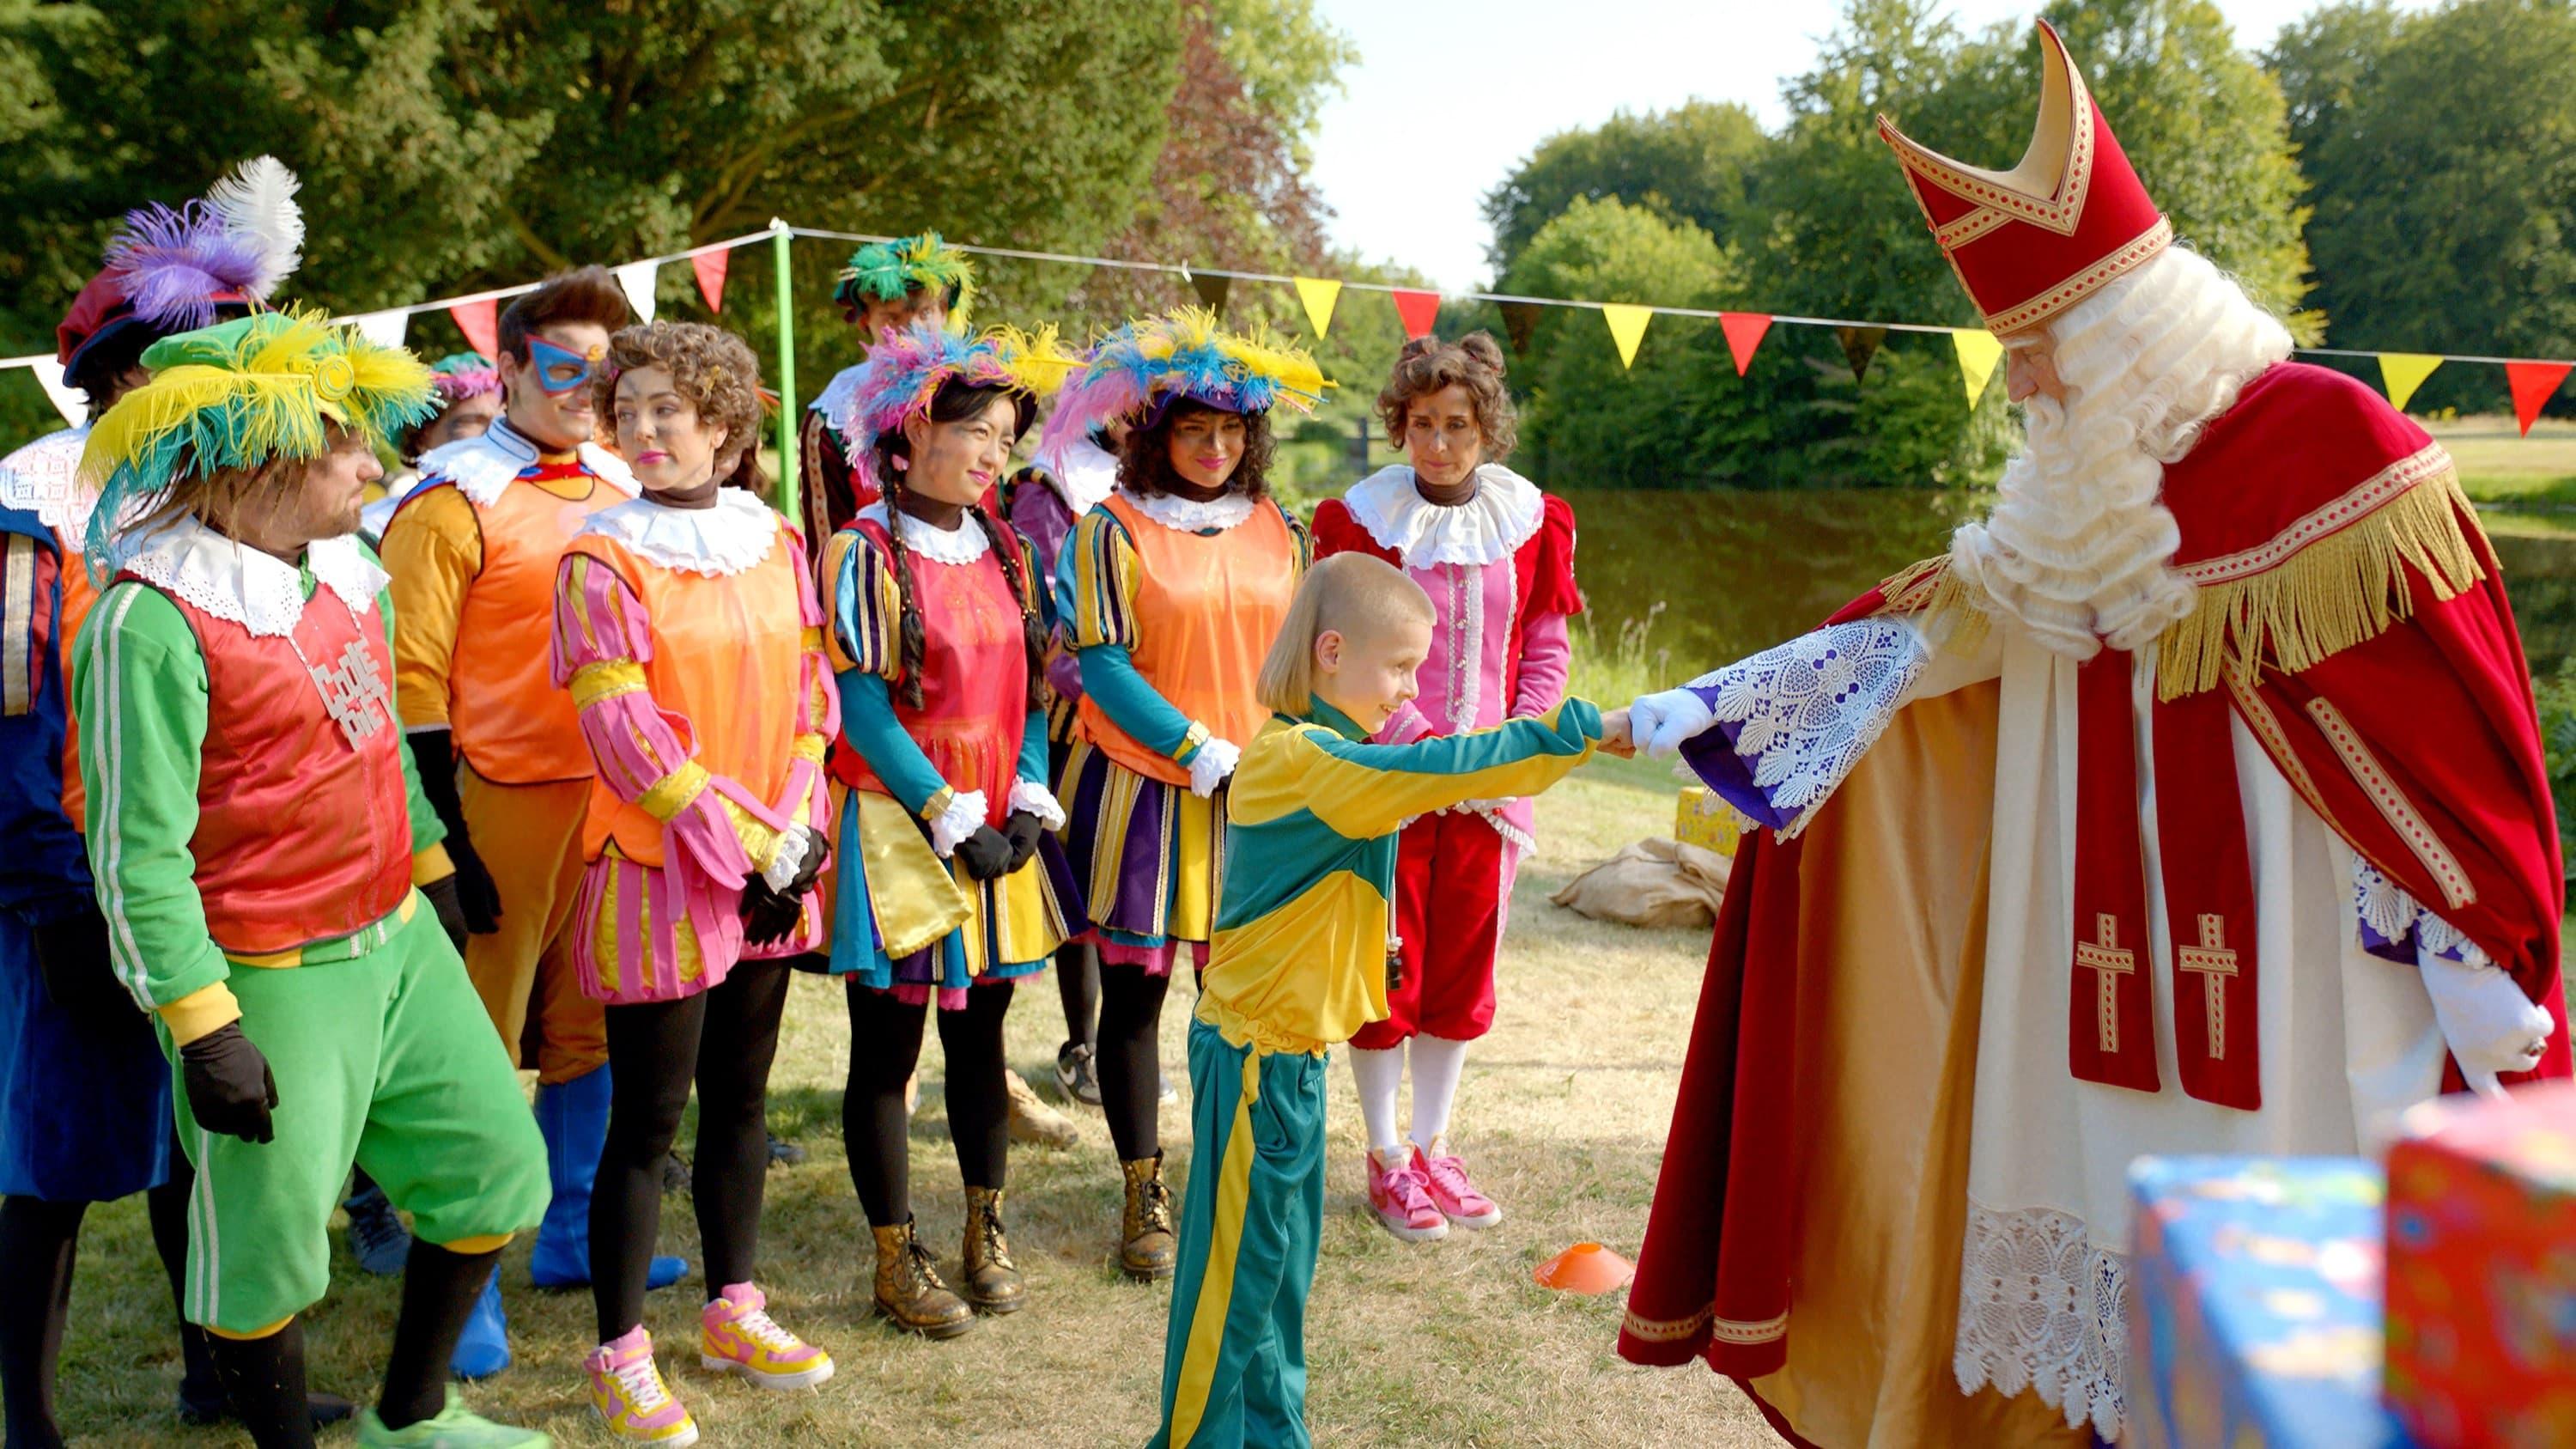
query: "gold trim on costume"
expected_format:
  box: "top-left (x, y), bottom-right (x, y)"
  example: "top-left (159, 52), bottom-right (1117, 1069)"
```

top-left (637, 760), bottom-right (712, 822)
top-left (2, 534), bottom-right (32, 716)
top-left (1976, 216), bottom-right (2173, 336)
top-left (569, 658), bottom-right (647, 710)
top-left (853, 788), bottom-right (975, 958)
top-left (2303, 697), bottom-right (2475, 910)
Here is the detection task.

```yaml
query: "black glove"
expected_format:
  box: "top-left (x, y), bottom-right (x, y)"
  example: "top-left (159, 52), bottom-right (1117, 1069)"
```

top-left (30, 910), bottom-right (132, 1026)
top-left (776, 825), bottom-right (830, 898)
top-left (409, 729), bottom-right (502, 935)
top-left (953, 825), bottom-right (1014, 882)
top-left (1002, 810), bottom-right (1048, 874)
top-left (422, 874), bottom-right (469, 952)
top-left (739, 877), bottom-right (809, 948)
top-left (180, 1022), bottom-right (278, 1145)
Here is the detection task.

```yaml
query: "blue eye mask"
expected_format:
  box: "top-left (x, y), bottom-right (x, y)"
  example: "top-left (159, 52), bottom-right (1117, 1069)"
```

top-left (526, 335), bottom-right (605, 396)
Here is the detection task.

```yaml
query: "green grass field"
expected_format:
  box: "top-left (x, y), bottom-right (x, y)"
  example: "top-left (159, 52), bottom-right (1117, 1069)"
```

top-left (2433, 414), bottom-right (2576, 506)
top-left (47, 763), bottom-right (1767, 1447)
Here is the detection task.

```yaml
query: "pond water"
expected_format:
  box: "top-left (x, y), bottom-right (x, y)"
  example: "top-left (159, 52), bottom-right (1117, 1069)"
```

top-left (1562, 488), bottom-right (2576, 685)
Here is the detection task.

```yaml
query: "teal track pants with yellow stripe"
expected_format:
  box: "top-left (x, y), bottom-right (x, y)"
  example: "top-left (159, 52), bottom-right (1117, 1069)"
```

top-left (1151, 1017), bottom-right (1327, 1448)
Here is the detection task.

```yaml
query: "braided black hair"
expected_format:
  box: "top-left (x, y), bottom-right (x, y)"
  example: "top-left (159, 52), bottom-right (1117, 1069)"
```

top-left (868, 378), bottom-right (1043, 712)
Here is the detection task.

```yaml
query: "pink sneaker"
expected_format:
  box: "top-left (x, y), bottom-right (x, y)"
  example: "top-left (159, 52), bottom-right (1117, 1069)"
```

top-left (584, 1325), bottom-right (698, 1446)
top-left (1414, 1142), bottom-right (1504, 1228)
top-left (701, 1282), bottom-right (834, 1391)
top-left (1366, 1149), bottom-right (1449, 1242)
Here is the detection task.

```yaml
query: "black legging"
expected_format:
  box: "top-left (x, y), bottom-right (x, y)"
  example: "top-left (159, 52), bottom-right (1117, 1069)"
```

top-left (1095, 964), bottom-right (1170, 1162)
top-left (843, 981), bottom-right (1012, 1227)
top-left (592, 959), bottom-right (791, 1342)
top-left (1, 1143), bottom-right (219, 1446)
top-left (1055, 940), bottom-right (1099, 1052)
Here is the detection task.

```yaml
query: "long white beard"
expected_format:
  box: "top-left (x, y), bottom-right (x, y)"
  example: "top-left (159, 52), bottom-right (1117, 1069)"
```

top-left (1948, 247), bottom-right (2294, 660)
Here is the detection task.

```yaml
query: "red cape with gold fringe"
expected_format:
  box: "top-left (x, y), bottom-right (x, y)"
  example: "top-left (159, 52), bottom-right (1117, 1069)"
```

top-left (1615, 363), bottom-right (2569, 1442)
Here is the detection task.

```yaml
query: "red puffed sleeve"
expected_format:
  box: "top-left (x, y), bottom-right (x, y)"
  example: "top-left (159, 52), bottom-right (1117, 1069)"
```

top-left (1309, 496), bottom-right (1399, 566)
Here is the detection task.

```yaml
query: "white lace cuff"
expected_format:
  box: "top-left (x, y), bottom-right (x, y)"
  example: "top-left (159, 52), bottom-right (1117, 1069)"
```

top-left (2354, 859), bottom-right (2488, 965)
top-left (1678, 618), bottom-right (1927, 837)
top-left (1008, 780), bottom-right (1067, 831)
top-left (929, 789), bottom-right (989, 858)
top-left (759, 828), bottom-right (810, 892)
top-left (1187, 737), bottom-right (1241, 798)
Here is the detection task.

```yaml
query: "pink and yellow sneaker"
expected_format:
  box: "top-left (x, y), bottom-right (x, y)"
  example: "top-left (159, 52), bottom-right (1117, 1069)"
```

top-left (1415, 1141), bottom-right (1504, 1229)
top-left (584, 1325), bottom-right (698, 1446)
top-left (1365, 1148), bottom-right (1449, 1242)
top-left (700, 1282), bottom-right (835, 1391)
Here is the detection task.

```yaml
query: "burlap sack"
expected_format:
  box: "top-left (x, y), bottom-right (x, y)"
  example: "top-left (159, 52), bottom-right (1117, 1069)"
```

top-left (1548, 837), bottom-right (1734, 928)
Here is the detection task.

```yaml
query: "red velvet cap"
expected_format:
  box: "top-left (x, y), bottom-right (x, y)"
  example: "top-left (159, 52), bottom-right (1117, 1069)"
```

top-left (1878, 21), bottom-right (2171, 337)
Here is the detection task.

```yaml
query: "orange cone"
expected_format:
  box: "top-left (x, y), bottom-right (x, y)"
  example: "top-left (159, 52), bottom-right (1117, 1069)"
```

top-left (1534, 1241), bottom-right (1635, 1295)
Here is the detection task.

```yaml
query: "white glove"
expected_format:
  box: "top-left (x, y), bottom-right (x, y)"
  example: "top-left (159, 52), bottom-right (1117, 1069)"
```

top-left (928, 788), bottom-right (990, 858)
top-left (1186, 737), bottom-right (1240, 799)
top-left (1008, 779), bottom-right (1067, 831)
top-left (1631, 686), bottom-right (1717, 758)
top-left (759, 827), bottom-right (811, 892)
top-left (2421, 953), bottom-right (2553, 1096)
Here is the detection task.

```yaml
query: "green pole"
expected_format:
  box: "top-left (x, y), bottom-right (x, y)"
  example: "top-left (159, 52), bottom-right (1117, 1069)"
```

top-left (770, 219), bottom-right (799, 522)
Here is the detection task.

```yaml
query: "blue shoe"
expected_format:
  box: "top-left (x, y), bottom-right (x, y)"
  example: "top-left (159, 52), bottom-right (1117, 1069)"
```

top-left (344, 1182), bottom-right (413, 1276)
top-left (528, 1064), bottom-right (690, 1293)
top-left (449, 1267), bottom-right (510, 1380)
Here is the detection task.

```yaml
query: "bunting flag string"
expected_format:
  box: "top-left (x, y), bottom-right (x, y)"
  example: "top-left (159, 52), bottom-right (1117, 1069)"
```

top-left (2506, 361), bottom-right (2574, 436)
top-left (2377, 353), bottom-right (2444, 414)
top-left (1392, 289), bottom-right (1442, 340)
top-left (1293, 276), bottom-right (1341, 338)
top-left (1601, 304), bottom-right (1652, 369)
top-left (1719, 313), bottom-right (1772, 376)
top-left (1952, 328), bottom-right (2004, 407)
top-left (3, 222), bottom-right (2570, 435)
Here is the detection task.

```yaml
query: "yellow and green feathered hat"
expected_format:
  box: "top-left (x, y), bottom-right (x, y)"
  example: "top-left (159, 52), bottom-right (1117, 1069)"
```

top-left (833, 231), bottom-right (976, 322)
top-left (80, 308), bottom-right (437, 561)
top-left (1042, 307), bottom-right (1328, 453)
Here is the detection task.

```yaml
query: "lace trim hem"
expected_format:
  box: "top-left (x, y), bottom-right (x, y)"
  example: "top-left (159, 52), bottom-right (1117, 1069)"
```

top-left (1953, 1196), bottom-right (2127, 1440)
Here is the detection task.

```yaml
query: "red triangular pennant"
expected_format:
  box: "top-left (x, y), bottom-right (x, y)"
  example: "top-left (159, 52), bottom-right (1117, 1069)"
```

top-left (692, 249), bottom-right (730, 314)
top-left (2506, 360), bottom-right (2573, 436)
top-left (1718, 313), bottom-right (1772, 377)
top-left (1392, 289), bottom-right (1441, 339)
top-left (449, 297), bottom-right (500, 360)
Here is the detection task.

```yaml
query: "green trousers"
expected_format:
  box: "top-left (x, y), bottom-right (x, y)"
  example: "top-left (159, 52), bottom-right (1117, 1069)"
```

top-left (164, 899), bottom-right (550, 1333)
top-left (1151, 1016), bottom-right (1327, 1449)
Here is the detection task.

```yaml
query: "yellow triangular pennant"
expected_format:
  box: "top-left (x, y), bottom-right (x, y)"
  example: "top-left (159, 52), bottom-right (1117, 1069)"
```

top-left (1601, 304), bottom-right (1653, 368)
top-left (2378, 353), bottom-right (2444, 412)
top-left (1292, 277), bottom-right (1341, 338)
top-left (1952, 329), bottom-right (2003, 406)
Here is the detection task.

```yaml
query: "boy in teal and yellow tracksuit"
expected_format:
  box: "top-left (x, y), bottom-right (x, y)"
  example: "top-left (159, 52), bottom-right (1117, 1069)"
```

top-left (1151, 554), bottom-right (1630, 1447)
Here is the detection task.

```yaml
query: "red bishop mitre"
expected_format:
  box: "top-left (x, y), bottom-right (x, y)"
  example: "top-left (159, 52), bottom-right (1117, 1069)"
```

top-left (1878, 21), bottom-right (2172, 337)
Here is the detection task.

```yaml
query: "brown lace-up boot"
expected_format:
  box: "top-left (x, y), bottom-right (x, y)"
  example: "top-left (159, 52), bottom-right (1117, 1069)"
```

top-left (1119, 1152), bottom-right (1177, 1281)
top-left (870, 1217), bottom-right (974, 1338)
top-left (961, 1186), bottom-right (1025, 1312)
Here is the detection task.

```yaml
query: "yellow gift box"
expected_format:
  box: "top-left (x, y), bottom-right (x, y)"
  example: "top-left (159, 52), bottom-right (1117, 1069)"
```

top-left (1675, 786), bottom-right (1746, 855)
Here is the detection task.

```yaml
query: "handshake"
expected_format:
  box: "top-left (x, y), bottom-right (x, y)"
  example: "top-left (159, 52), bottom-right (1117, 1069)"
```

top-left (1597, 705), bottom-right (1638, 758)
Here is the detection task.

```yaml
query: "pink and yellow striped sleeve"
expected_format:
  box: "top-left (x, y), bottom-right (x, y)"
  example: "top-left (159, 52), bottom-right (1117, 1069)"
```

top-left (551, 549), bottom-right (793, 889)
top-left (776, 532), bottom-right (838, 836)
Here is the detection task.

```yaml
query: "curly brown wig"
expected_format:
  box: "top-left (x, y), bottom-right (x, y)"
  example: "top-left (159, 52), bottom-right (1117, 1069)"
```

top-left (1375, 331), bottom-right (1516, 463)
top-left (1118, 398), bottom-right (1276, 501)
top-left (594, 321), bottom-right (766, 484)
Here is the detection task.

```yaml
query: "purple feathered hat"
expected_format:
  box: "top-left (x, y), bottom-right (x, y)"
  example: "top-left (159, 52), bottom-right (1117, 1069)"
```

top-left (61, 157), bottom-right (304, 388)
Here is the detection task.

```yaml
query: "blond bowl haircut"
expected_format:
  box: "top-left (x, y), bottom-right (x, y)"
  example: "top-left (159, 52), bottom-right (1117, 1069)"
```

top-left (1255, 553), bottom-right (1436, 716)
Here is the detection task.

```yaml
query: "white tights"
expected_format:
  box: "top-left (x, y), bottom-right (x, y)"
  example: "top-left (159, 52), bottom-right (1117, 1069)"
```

top-left (1347, 1035), bottom-right (1473, 1160)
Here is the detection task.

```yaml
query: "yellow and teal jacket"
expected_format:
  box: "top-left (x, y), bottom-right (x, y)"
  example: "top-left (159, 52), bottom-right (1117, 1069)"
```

top-left (1196, 695), bottom-right (1602, 1056)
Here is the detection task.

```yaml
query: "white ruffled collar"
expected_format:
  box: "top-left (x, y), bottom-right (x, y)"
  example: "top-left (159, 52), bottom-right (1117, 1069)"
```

top-left (0, 424), bottom-right (99, 542)
top-left (1344, 464), bottom-right (1544, 568)
top-left (118, 514), bottom-right (386, 638)
top-left (1118, 485), bottom-right (1257, 534)
top-left (580, 488), bottom-right (782, 577)
top-left (811, 363), bottom-right (866, 423)
top-left (860, 501), bottom-right (990, 565)
top-left (418, 415), bottom-right (640, 508)
top-left (1047, 437), bottom-right (1121, 516)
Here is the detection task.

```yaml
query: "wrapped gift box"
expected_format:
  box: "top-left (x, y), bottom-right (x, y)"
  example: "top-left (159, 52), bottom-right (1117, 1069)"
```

top-left (2383, 1081), bottom-right (2576, 1447)
top-left (1674, 785), bottom-right (1745, 856)
top-left (2126, 1156), bottom-right (2413, 1449)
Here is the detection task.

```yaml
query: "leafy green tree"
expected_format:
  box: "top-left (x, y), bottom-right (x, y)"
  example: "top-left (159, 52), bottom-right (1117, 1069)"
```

top-left (2280, 0), bottom-right (2576, 413)
top-left (1482, 102), bottom-right (1770, 276)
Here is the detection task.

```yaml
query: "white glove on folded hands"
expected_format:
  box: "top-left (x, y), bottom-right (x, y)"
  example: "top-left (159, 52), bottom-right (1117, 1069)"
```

top-left (2421, 952), bottom-right (2553, 1096)
top-left (1630, 687), bottom-right (1717, 758)
top-left (928, 788), bottom-right (990, 859)
top-left (759, 827), bottom-right (811, 892)
top-left (1187, 737), bottom-right (1241, 799)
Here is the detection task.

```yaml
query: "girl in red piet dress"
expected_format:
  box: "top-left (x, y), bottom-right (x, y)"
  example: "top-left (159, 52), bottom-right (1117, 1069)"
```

top-left (1310, 332), bottom-right (1582, 1241)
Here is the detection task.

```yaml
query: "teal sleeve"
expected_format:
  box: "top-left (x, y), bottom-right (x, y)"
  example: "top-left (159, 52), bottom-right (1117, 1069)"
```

top-left (1076, 642), bottom-right (1202, 760)
top-left (834, 668), bottom-right (951, 817)
top-left (1017, 707), bottom-right (1048, 788)
top-left (1299, 699), bottom-right (1604, 840)
top-left (377, 585), bottom-right (446, 855)
top-left (74, 582), bottom-right (231, 1019)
